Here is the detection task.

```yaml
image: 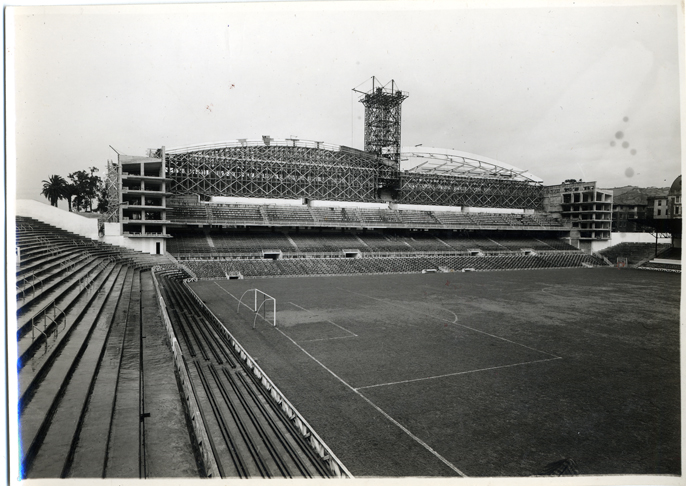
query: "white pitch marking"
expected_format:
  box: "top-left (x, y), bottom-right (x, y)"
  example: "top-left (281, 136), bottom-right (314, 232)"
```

top-left (356, 356), bottom-right (563, 390)
top-left (274, 327), bottom-right (468, 478)
top-left (446, 308), bottom-right (459, 324)
top-left (300, 335), bottom-right (358, 343)
top-left (289, 301), bottom-right (358, 337)
top-left (215, 282), bottom-right (251, 309)
top-left (339, 287), bottom-right (561, 359)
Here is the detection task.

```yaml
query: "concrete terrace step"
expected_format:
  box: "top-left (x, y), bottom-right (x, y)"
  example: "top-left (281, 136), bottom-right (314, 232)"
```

top-left (66, 266), bottom-right (135, 478)
top-left (27, 264), bottom-right (130, 478)
top-left (16, 257), bottom-right (103, 320)
top-left (105, 269), bottom-right (142, 478)
top-left (17, 261), bottom-right (118, 378)
top-left (19, 264), bottom-right (125, 477)
top-left (16, 252), bottom-right (92, 293)
top-left (17, 247), bottom-right (88, 277)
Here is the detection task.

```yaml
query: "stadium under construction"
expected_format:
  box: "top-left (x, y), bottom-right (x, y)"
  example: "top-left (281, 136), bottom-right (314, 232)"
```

top-left (96, 77), bottom-right (587, 263)
top-left (14, 78), bottom-right (680, 479)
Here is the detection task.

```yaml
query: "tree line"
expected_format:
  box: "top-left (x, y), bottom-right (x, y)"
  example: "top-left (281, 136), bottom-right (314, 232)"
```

top-left (40, 167), bottom-right (109, 213)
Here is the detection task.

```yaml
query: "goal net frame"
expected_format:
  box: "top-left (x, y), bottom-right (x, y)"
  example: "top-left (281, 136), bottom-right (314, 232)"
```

top-left (237, 288), bottom-right (277, 329)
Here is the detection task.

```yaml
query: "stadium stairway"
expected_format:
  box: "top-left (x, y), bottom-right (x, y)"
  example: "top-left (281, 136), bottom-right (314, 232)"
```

top-left (15, 218), bottom-right (198, 479)
top-left (154, 274), bottom-right (344, 478)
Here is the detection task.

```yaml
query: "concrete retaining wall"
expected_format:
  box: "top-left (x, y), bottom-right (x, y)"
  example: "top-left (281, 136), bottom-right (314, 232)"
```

top-left (15, 199), bottom-right (99, 240)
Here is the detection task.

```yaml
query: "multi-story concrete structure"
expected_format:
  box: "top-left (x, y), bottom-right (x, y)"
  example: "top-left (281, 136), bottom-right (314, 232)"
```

top-left (543, 180), bottom-right (613, 251)
top-left (103, 152), bottom-right (171, 254)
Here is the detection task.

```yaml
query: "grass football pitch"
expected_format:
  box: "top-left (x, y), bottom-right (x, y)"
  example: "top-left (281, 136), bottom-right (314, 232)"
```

top-left (189, 267), bottom-right (680, 477)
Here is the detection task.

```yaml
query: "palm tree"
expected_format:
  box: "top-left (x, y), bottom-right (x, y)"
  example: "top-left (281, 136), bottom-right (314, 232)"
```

top-left (63, 182), bottom-right (77, 212)
top-left (40, 175), bottom-right (67, 207)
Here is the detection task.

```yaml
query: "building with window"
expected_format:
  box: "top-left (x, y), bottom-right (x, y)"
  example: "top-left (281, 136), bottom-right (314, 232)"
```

top-left (646, 195), bottom-right (670, 219)
top-left (611, 200), bottom-right (646, 232)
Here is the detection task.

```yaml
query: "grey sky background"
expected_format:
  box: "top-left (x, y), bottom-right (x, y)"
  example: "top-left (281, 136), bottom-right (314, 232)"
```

top-left (9, 1), bottom-right (683, 206)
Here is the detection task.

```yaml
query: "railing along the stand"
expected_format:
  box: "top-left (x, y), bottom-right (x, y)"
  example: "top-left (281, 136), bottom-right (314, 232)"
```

top-left (182, 278), bottom-right (352, 479)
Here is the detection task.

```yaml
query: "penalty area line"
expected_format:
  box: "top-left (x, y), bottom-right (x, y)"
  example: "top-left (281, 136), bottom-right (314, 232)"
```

top-left (300, 335), bottom-right (358, 343)
top-left (274, 327), bottom-right (468, 478)
top-left (355, 356), bottom-right (563, 390)
top-left (288, 302), bottom-right (358, 337)
top-left (338, 287), bottom-right (561, 359)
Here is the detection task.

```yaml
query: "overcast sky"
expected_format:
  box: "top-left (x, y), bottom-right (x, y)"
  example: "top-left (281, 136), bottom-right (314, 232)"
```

top-left (8, 0), bottom-right (683, 205)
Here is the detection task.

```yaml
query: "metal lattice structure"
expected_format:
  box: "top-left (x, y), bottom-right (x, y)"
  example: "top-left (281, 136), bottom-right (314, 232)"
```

top-left (353, 78), bottom-right (408, 189)
top-left (152, 138), bottom-right (545, 210)
top-left (397, 147), bottom-right (543, 209)
top-left (102, 159), bottom-right (120, 222)
top-left (157, 139), bottom-right (380, 203)
top-left (399, 172), bottom-right (543, 209)
top-left (401, 148), bottom-right (543, 184)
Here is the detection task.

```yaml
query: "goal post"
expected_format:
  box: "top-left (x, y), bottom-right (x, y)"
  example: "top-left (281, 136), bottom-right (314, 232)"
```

top-left (237, 288), bottom-right (277, 328)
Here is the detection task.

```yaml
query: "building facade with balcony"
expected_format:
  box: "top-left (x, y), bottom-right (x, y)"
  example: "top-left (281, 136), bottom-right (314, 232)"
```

top-left (543, 180), bottom-right (613, 252)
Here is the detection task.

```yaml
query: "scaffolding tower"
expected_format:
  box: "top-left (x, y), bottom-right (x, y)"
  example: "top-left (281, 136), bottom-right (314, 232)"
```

top-left (353, 77), bottom-right (408, 194)
top-left (102, 159), bottom-right (120, 222)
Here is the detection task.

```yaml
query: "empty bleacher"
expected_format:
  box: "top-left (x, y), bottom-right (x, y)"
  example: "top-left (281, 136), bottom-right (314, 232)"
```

top-left (166, 231), bottom-right (214, 255)
top-left (184, 251), bottom-right (607, 279)
top-left (166, 205), bottom-right (209, 223)
top-left (167, 227), bottom-right (581, 260)
top-left (15, 216), bottom-right (345, 479)
top-left (210, 205), bottom-right (263, 224)
top-left (535, 238), bottom-right (578, 251)
top-left (264, 206), bottom-right (315, 224)
top-left (210, 230), bottom-right (293, 254)
top-left (15, 217), bottom-right (196, 479)
top-left (432, 212), bottom-right (473, 226)
top-left (404, 233), bottom-right (452, 252)
top-left (310, 207), bottom-right (347, 223)
top-left (398, 210), bottom-right (440, 226)
top-left (166, 202), bottom-right (566, 232)
top-left (356, 233), bottom-right (413, 252)
top-left (287, 231), bottom-right (365, 253)
top-left (357, 208), bottom-right (402, 225)
top-left (439, 236), bottom-right (505, 252)
top-left (490, 237), bottom-right (547, 251)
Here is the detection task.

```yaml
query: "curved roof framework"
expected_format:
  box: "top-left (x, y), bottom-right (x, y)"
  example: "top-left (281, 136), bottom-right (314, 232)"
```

top-left (401, 147), bottom-right (543, 184)
top-left (156, 138), bottom-right (544, 209)
top-left (163, 138), bottom-right (343, 155)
